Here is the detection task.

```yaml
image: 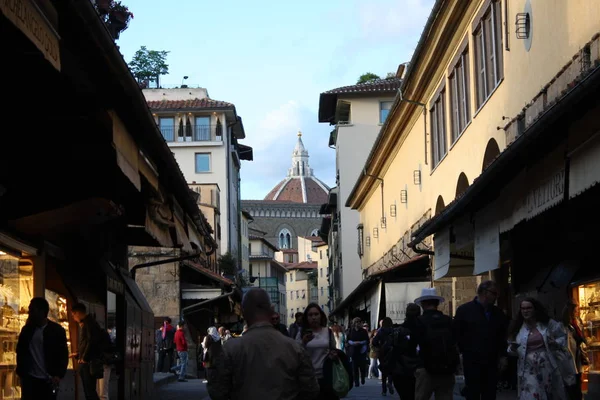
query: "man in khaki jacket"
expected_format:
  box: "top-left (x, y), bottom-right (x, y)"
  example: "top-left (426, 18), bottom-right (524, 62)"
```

top-left (208, 289), bottom-right (319, 400)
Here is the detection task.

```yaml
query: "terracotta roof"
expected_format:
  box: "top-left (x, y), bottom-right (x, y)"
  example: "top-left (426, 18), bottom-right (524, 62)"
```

top-left (322, 78), bottom-right (402, 95)
top-left (147, 98), bottom-right (234, 111)
top-left (264, 177), bottom-right (329, 204)
top-left (300, 236), bottom-right (324, 242)
top-left (281, 249), bottom-right (298, 254)
top-left (287, 261), bottom-right (318, 270)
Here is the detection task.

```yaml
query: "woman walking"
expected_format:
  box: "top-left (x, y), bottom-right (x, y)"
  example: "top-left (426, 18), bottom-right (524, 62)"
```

top-left (368, 329), bottom-right (380, 380)
top-left (202, 326), bottom-right (223, 384)
top-left (331, 323), bottom-right (345, 351)
top-left (298, 303), bottom-right (340, 400)
top-left (509, 298), bottom-right (576, 400)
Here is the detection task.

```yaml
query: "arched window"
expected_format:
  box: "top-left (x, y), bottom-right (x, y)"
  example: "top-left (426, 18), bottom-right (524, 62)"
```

top-left (311, 229), bottom-right (319, 237)
top-left (279, 228), bottom-right (292, 249)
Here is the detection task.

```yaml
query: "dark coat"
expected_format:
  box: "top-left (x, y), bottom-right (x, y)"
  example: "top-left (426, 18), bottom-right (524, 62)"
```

top-left (454, 298), bottom-right (508, 364)
top-left (16, 319), bottom-right (69, 379)
top-left (79, 314), bottom-right (107, 362)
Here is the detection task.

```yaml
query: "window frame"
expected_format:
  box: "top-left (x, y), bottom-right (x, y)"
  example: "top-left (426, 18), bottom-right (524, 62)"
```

top-left (194, 153), bottom-right (211, 173)
top-left (159, 117), bottom-right (175, 142)
top-left (448, 39), bottom-right (471, 143)
top-left (472, 0), bottom-right (504, 109)
top-left (429, 83), bottom-right (448, 168)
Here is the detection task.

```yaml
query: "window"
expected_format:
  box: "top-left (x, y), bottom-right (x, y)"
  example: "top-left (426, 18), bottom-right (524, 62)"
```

top-left (450, 46), bottom-right (471, 142)
top-left (287, 254), bottom-right (294, 263)
top-left (320, 287), bottom-right (324, 296)
top-left (159, 117), bottom-right (175, 142)
top-left (380, 101), bottom-right (393, 123)
top-left (296, 290), bottom-right (299, 299)
top-left (430, 86), bottom-right (447, 167)
top-left (194, 116), bottom-right (211, 141)
top-left (310, 229), bottom-right (319, 237)
top-left (249, 243), bottom-right (252, 255)
top-left (195, 153), bottom-right (211, 173)
top-left (320, 268), bottom-right (323, 278)
top-left (474, 0), bottom-right (503, 108)
top-left (279, 229), bottom-right (292, 249)
top-left (249, 264), bottom-right (253, 276)
top-left (290, 272), bottom-right (294, 282)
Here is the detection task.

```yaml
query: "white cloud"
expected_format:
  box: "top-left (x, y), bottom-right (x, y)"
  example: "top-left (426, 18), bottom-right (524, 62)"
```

top-left (358, 0), bottom-right (435, 40)
top-left (241, 101), bottom-right (335, 200)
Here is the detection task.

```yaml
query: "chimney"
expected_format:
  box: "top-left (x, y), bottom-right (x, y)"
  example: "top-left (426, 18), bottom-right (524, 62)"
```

top-left (396, 62), bottom-right (410, 79)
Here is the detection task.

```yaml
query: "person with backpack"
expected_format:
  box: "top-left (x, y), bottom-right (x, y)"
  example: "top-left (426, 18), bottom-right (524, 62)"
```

top-left (372, 317), bottom-right (395, 396)
top-left (413, 288), bottom-right (459, 400)
top-left (376, 305), bottom-right (421, 400)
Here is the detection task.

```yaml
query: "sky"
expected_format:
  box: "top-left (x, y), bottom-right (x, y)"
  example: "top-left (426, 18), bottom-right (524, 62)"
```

top-left (116, 0), bottom-right (435, 200)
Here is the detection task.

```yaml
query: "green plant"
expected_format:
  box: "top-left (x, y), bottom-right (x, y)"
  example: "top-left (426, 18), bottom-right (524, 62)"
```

top-left (128, 46), bottom-right (169, 87)
top-left (357, 72), bottom-right (381, 84)
top-left (110, 1), bottom-right (134, 19)
top-left (218, 252), bottom-right (238, 276)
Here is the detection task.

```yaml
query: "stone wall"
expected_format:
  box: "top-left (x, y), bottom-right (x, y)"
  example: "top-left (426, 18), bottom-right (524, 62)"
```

top-left (433, 276), bottom-right (482, 317)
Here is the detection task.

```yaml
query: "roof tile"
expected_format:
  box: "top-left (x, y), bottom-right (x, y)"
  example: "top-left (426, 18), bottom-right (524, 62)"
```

top-left (323, 78), bottom-right (402, 95)
top-left (147, 98), bottom-right (234, 111)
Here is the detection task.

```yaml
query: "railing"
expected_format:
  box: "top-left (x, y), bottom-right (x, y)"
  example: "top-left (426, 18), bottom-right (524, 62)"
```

top-left (159, 125), bottom-right (220, 142)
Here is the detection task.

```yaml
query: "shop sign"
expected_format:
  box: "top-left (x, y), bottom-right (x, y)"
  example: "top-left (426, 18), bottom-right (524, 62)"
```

top-left (0, 0), bottom-right (61, 71)
top-left (433, 227), bottom-right (450, 280)
top-left (474, 204), bottom-right (500, 275)
top-left (525, 168), bottom-right (565, 219)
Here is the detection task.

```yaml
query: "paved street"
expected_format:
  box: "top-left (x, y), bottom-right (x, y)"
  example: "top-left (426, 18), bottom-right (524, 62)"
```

top-left (155, 376), bottom-right (518, 399)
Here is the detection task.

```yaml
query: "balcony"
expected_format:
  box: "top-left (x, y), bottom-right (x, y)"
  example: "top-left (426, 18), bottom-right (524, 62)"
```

top-left (159, 124), bottom-right (222, 143)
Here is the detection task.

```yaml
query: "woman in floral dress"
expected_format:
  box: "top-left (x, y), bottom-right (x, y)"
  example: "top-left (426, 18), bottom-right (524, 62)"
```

top-left (509, 298), bottom-right (576, 400)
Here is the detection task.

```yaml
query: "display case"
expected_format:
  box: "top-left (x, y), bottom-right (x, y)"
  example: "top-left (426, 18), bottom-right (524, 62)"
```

top-left (45, 290), bottom-right (74, 370)
top-left (574, 281), bottom-right (600, 394)
top-left (0, 252), bottom-right (34, 399)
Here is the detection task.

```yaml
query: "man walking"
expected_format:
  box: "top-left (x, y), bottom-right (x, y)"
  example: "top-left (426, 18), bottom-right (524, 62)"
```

top-left (71, 303), bottom-right (105, 400)
top-left (208, 288), bottom-right (319, 400)
top-left (347, 317), bottom-right (369, 387)
top-left (289, 312), bottom-right (303, 340)
top-left (413, 288), bottom-right (459, 400)
top-left (271, 312), bottom-right (290, 336)
top-left (16, 297), bottom-right (69, 400)
top-left (454, 281), bottom-right (508, 400)
top-left (170, 321), bottom-right (189, 382)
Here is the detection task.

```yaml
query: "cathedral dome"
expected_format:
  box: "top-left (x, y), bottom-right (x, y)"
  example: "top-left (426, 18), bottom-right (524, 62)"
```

top-left (264, 132), bottom-right (330, 204)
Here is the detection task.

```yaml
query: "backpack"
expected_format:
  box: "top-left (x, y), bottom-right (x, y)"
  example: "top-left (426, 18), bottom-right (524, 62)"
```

top-left (378, 327), bottom-right (415, 375)
top-left (418, 313), bottom-right (459, 375)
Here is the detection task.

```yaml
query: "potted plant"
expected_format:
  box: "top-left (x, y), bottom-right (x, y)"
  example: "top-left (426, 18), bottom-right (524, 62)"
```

top-left (107, 1), bottom-right (133, 39)
top-left (95, 0), bottom-right (112, 15)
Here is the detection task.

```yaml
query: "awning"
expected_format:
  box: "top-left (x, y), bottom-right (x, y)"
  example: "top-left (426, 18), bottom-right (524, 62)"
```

top-left (145, 208), bottom-right (173, 248)
top-left (410, 63), bottom-right (600, 247)
top-left (183, 260), bottom-right (233, 286)
top-left (182, 290), bottom-right (235, 316)
top-left (330, 278), bottom-right (380, 317)
top-left (112, 111), bottom-right (141, 192)
top-left (174, 216), bottom-right (194, 253)
top-left (385, 281), bottom-right (430, 324)
top-left (569, 132), bottom-right (600, 199)
top-left (238, 144), bottom-right (253, 161)
top-left (371, 254), bottom-right (430, 277)
top-left (181, 286), bottom-right (222, 300)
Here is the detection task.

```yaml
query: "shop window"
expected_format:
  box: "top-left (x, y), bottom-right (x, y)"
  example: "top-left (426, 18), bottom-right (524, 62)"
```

top-left (46, 289), bottom-right (74, 370)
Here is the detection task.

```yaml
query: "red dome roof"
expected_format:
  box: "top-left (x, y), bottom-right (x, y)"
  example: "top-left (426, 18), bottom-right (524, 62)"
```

top-left (264, 177), bottom-right (329, 204)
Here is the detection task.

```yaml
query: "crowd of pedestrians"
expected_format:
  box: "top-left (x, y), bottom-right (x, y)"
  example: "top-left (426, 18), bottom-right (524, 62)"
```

top-left (196, 280), bottom-right (586, 400)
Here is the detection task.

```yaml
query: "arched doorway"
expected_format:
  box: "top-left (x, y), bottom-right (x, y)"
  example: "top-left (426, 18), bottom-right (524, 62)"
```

top-left (455, 173), bottom-right (470, 198)
top-left (482, 138), bottom-right (501, 171)
top-left (435, 195), bottom-right (446, 216)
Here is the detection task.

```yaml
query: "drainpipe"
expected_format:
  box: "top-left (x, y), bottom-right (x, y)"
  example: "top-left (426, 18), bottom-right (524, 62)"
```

top-left (130, 252), bottom-right (202, 280)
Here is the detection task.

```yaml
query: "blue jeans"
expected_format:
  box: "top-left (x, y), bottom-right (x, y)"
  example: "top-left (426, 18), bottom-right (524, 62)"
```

top-left (170, 351), bottom-right (188, 380)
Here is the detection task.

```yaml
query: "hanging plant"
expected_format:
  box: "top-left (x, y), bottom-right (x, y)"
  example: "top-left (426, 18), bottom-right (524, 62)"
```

top-left (107, 1), bottom-right (134, 39)
top-left (95, 0), bottom-right (112, 15)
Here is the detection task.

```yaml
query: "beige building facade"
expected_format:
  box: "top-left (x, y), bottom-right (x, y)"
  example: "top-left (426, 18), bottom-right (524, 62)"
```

top-left (346, 0), bottom-right (600, 318)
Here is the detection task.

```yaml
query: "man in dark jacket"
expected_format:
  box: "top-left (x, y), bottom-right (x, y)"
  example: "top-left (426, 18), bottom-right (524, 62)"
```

top-left (346, 317), bottom-right (369, 387)
top-left (16, 297), bottom-right (69, 400)
top-left (271, 312), bottom-right (289, 336)
top-left (454, 280), bottom-right (508, 400)
top-left (72, 302), bottom-right (105, 400)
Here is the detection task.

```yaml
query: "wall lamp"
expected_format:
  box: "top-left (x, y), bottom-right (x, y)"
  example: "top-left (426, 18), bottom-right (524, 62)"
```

top-left (366, 237), bottom-right (371, 247)
top-left (381, 217), bottom-right (387, 229)
top-left (373, 228), bottom-right (379, 239)
top-left (413, 170), bottom-right (421, 185)
top-left (390, 204), bottom-right (397, 217)
top-left (400, 190), bottom-right (408, 204)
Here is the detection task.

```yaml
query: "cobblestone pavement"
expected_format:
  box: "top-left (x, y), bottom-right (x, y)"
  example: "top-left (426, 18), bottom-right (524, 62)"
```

top-left (155, 375), bottom-right (518, 399)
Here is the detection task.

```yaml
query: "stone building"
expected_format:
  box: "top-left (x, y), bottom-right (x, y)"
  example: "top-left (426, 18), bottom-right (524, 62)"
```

top-left (242, 133), bottom-right (329, 250)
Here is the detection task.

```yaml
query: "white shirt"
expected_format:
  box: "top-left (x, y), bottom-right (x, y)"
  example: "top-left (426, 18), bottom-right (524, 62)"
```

top-left (29, 324), bottom-right (50, 380)
top-left (304, 328), bottom-right (330, 379)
